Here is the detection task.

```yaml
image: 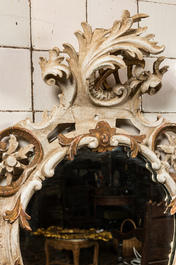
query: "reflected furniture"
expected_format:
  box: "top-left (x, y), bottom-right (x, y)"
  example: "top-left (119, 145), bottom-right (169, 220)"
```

top-left (62, 185), bottom-right (97, 228)
top-left (113, 201), bottom-right (174, 265)
top-left (93, 195), bottom-right (137, 218)
top-left (45, 238), bottom-right (99, 265)
top-left (141, 201), bottom-right (174, 265)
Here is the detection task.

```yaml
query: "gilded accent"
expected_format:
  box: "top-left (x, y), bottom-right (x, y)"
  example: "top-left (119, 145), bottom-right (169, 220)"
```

top-left (14, 258), bottom-right (20, 265)
top-left (33, 226), bottom-right (112, 242)
top-left (3, 196), bottom-right (32, 231)
top-left (166, 198), bottom-right (176, 215)
top-left (58, 121), bottom-right (145, 160)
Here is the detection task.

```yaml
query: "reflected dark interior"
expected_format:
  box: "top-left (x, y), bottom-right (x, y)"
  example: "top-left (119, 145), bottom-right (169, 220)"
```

top-left (20, 146), bottom-right (175, 265)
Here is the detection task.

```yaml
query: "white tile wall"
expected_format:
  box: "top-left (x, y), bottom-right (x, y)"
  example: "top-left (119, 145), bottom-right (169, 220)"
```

top-left (139, 0), bottom-right (176, 5)
top-left (35, 111), bottom-right (48, 124)
top-left (87, 0), bottom-right (137, 29)
top-left (0, 112), bottom-right (32, 131)
top-left (0, 0), bottom-right (30, 47)
top-left (0, 48), bottom-right (31, 111)
top-left (0, 0), bottom-right (176, 132)
top-left (33, 51), bottom-right (61, 111)
top-left (139, 2), bottom-right (176, 58)
top-left (31, 0), bottom-right (86, 51)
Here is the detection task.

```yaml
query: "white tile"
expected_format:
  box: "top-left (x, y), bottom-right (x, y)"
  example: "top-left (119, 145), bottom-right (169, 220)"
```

top-left (0, 0), bottom-right (30, 47)
top-left (144, 113), bottom-right (176, 124)
top-left (31, 0), bottom-right (86, 51)
top-left (34, 111), bottom-right (48, 123)
top-left (139, 0), bottom-right (176, 5)
top-left (142, 58), bottom-right (176, 112)
top-left (0, 112), bottom-right (32, 132)
top-left (33, 51), bottom-right (61, 111)
top-left (0, 48), bottom-right (31, 110)
top-left (87, 0), bottom-right (137, 29)
top-left (139, 2), bottom-right (176, 58)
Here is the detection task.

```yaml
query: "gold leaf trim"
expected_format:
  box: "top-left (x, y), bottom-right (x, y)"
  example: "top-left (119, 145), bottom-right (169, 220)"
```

top-left (14, 258), bottom-right (20, 265)
top-left (166, 197), bottom-right (176, 215)
top-left (33, 226), bottom-right (112, 242)
top-left (3, 196), bottom-right (32, 231)
top-left (58, 121), bottom-right (145, 160)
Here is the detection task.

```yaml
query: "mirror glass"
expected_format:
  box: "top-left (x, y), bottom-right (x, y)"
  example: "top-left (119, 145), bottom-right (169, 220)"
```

top-left (20, 146), bottom-right (175, 265)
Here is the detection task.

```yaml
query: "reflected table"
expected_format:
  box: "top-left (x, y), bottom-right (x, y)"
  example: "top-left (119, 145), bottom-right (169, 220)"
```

top-left (45, 237), bottom-right (99, 265)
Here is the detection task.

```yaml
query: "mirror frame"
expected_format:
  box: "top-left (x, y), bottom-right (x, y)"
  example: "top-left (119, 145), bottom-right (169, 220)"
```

top-left (0, 10), bottom-right (176, 265)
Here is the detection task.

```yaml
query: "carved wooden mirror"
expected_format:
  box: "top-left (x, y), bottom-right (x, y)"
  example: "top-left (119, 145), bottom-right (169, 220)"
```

top-left (1, 10), bottom-right (176, 265)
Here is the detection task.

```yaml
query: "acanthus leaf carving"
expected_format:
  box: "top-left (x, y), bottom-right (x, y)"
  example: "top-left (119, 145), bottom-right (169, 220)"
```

top-left (3, 196), bottom-right (32, 231)
top-left (40, 10), bottom-right (167, 108)
top-left (166, 197), bottom-right (176, 215)
top-left (39, 47), bottom-right (76, 108)
top-left (14, 259), bottom-right (20, 265)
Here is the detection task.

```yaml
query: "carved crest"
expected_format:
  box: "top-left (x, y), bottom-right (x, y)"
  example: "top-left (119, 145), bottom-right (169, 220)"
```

top-left (39, 10), bottom-right (168, 109)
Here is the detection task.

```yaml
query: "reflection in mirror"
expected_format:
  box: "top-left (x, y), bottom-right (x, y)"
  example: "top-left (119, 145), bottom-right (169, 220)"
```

top-left (20, 147), bottom-right (175, 265)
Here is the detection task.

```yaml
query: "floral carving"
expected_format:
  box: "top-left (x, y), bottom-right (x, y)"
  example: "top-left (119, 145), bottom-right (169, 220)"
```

top-left (58, 121), bottom-right (145, 160)
top-left (4, 196), bottom-right (32, 231)
top-left (0, 135), bottom-right (34, 185)
top-left (89, 121), bottom-right (116, 152)
top-left (40, 10), bottom-right (167, 108)
top-left (129, 57), bottom-right (168, 95)
top-left (158, 133), bottom-right (176, 171)
top-left (0, 127), bottom-right (43, 197)
top-left (152, 123), bottom-right (176, 172)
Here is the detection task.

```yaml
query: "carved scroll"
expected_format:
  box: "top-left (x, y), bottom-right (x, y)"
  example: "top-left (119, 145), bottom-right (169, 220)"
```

top-left (58, 121), bottom-right (145, 161)
top-left (40, 10), bottom-right (168, 109)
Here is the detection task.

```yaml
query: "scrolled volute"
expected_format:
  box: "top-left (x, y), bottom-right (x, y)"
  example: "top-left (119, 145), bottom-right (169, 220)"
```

top-left (39, 10), bottom-right (168, 108)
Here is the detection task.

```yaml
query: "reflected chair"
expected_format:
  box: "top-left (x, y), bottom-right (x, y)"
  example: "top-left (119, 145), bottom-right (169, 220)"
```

top-left (112, 201), bottom-right (174, 265)
top-left (141, 201), bottom-right (174, 265)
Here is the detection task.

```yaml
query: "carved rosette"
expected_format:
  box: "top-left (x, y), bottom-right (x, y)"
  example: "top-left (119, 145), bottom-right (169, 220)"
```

top-left (58, 121), bottom-right (145, 161)
top-left (0, 127), bottom-right (43, 197)
top-left (151, 123), bottom-right (176, 214)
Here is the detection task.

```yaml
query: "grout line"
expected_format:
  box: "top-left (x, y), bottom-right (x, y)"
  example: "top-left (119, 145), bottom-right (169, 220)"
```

top-left (137, 0), bottom-right (139, 15)
top-left (0, 110), bottom-right (47, 114)
top-left (0, 45), bottom-right (67, 54)
top-left (0, 45), bottom-right (29, 50)
top-left (141, 111), bottom-right (176, 114)
top-left (138, 0), bottom-right (176, 5)
top-left (1, 109), bottom-right (176, 114)
top-left (137, 0), bottom-right (140, 37)
top-left (1, 44), bottom-right (176, 60)
top-left (29, 0), bottom-right (35, 123)
top-left (0, 110), bottom-right (33, 113)
top-left (86, 0), bottom-right (88, 23)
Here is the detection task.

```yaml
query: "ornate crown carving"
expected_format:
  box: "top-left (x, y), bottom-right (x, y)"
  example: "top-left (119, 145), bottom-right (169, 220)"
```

top-left (39, 10), bottom-right (168, 110)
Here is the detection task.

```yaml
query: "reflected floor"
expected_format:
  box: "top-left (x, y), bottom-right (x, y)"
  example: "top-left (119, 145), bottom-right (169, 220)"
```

top-left (20, 234), bottom-right (120, 265)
